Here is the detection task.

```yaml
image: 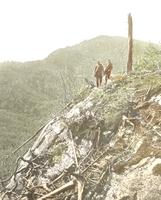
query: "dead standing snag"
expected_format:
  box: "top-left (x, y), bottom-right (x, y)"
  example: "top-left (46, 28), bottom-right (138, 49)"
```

top-left (127, 13), bottom-right (133, 73)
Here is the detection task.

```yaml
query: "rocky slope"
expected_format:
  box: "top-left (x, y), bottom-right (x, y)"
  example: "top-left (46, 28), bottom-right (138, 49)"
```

top-left (1, 70), bottom-right (161, 200)
top-left (0, 36), bottom-right (149, 179)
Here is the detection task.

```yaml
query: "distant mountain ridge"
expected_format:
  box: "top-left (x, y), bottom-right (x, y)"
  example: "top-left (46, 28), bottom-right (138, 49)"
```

top-left (46, 35), bottom-right (149, 72)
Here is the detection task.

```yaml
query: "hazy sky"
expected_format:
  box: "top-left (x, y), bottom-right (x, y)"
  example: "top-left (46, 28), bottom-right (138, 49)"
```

top-left (0, 0), bottom-right (160, 61)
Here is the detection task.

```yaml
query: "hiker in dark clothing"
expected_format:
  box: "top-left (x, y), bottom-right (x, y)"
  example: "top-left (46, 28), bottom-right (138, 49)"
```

top-left (104, 59), bottom-right (113, 85)
top-left (94, 61), bottom-right (104, 87)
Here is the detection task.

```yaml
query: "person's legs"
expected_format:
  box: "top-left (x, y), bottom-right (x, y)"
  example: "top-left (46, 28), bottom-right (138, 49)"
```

top-left (105, 75), bottom-right (108, 85)
top-left (96, 77), bottom-right (99, 87)
top-left (100, 76), bottom-right (102, 86)
top-left (107, 71), bottom-right (111, 79)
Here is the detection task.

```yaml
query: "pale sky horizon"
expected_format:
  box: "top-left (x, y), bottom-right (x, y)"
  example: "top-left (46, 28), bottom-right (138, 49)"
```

top-left (0, 0), bottom-right (161, 62)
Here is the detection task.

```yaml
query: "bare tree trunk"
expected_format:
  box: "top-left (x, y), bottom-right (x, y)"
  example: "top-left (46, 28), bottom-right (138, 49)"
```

top-left (127, 13), bottom-right (133, 73)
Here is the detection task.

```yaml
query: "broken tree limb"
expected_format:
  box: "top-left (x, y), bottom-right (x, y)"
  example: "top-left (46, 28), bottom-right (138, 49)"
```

top-left (12, 124), bottom-right (45, 154)
top-left (69, 172), bottom-right (86, 200)
top-left (82, 148), bottom-right (110, 174)
top-left (84, 78), bottom-right (95, 88)
top-left (37, 179), bottom-right (76, 200)
top-left (69, 130), bottom-right (79, 170)
top-left (77, 176), bottom-right (85, 200)
top-left (134, 101), bottom-right (150, 110)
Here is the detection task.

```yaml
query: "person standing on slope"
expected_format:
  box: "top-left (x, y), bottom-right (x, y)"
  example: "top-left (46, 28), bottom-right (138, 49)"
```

top-left (94, 61), bottom-right (104, 87)
top-left (104, 59), bottom-right (113, 85)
